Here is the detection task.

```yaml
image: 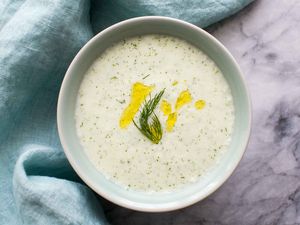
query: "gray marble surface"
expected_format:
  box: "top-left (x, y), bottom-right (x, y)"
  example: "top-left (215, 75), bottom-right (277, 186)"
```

top-left (102, 1), bottom-right (300, 224)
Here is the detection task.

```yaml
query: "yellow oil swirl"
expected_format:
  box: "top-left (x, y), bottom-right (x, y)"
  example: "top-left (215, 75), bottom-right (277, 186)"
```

top-left (175, 90), bottom-right (192, 110)
top-left (119, 82), bottom-right (154, 128)
top-left (195, 99), bottom-right (206, 110)
top-left (161, 89), bottom-right (194, 132)
top-left (172, 80), bottom-right (178, 86)
top-left (166, 112), bottom-right (177, 132)
top-left (160, 99), bottom-right (172, 116)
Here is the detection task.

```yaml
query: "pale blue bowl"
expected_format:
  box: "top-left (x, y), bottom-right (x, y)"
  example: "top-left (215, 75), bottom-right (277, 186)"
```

top-left (57, 16), bottom-right (251, 212)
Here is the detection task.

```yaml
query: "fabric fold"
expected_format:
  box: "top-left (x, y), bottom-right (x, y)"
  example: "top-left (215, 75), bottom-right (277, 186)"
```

top-left (90, 0), bottom-right (253, 33)
top-left (13, 146), bottom-right (108, 225)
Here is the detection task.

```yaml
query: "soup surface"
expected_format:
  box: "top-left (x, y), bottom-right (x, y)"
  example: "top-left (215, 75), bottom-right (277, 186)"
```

top-left (75, 34), bottom-right (234, 192)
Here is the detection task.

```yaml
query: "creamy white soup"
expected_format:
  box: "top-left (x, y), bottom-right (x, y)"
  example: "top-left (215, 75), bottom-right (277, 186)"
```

top-left (75, 34), bottom-right (234, 192)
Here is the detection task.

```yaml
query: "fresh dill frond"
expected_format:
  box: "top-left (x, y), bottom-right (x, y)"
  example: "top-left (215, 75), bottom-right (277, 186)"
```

top-left (133, 89), bottom-right (165, 144)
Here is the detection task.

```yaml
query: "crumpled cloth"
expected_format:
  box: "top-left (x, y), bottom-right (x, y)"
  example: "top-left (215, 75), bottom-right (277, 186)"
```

top-left (0, 0), bottom-right (253, 224)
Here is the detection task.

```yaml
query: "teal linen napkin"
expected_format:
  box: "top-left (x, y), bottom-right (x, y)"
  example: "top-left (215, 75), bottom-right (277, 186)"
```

top-left (0, 0), bottom-right (253, 224)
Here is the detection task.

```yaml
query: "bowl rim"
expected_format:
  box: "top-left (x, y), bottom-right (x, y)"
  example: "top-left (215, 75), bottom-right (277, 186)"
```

top-left (57, 16), bottom-right (252, 212)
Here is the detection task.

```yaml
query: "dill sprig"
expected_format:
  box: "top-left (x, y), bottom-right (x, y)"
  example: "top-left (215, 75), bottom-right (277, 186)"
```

top-left (133, 89), bottom-right (165, 144)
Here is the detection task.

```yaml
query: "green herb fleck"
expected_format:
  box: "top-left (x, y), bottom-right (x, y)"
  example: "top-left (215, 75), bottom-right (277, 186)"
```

top-left (110, 76), bottom-right (118, 80)
top-left (133, 89), bottom-right (165, 144)
top-left (116, 99), bottom-right (126, 104)
top-left (142, 74), bottom-right (150, 80)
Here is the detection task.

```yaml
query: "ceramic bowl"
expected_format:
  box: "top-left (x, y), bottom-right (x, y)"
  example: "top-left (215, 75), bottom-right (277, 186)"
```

top-left (57, 16), bottom-right (251, 212)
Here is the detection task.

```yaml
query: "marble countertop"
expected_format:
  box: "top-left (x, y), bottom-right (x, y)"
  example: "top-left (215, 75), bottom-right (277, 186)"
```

top-left (102, 1), bottom-right (300, 224)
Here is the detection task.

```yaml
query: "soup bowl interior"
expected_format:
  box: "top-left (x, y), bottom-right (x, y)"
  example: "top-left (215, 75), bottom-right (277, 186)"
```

top-left (57, 16), bottom-right (251, 212)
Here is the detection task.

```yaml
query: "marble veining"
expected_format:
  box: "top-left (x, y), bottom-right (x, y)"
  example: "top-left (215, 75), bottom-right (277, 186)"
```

top-left (101, 1), bottom-right (300, 224)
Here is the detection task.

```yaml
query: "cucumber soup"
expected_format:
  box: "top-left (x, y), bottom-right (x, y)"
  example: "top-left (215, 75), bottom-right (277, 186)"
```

top-left (75, 34), bottom-right (234, 192)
